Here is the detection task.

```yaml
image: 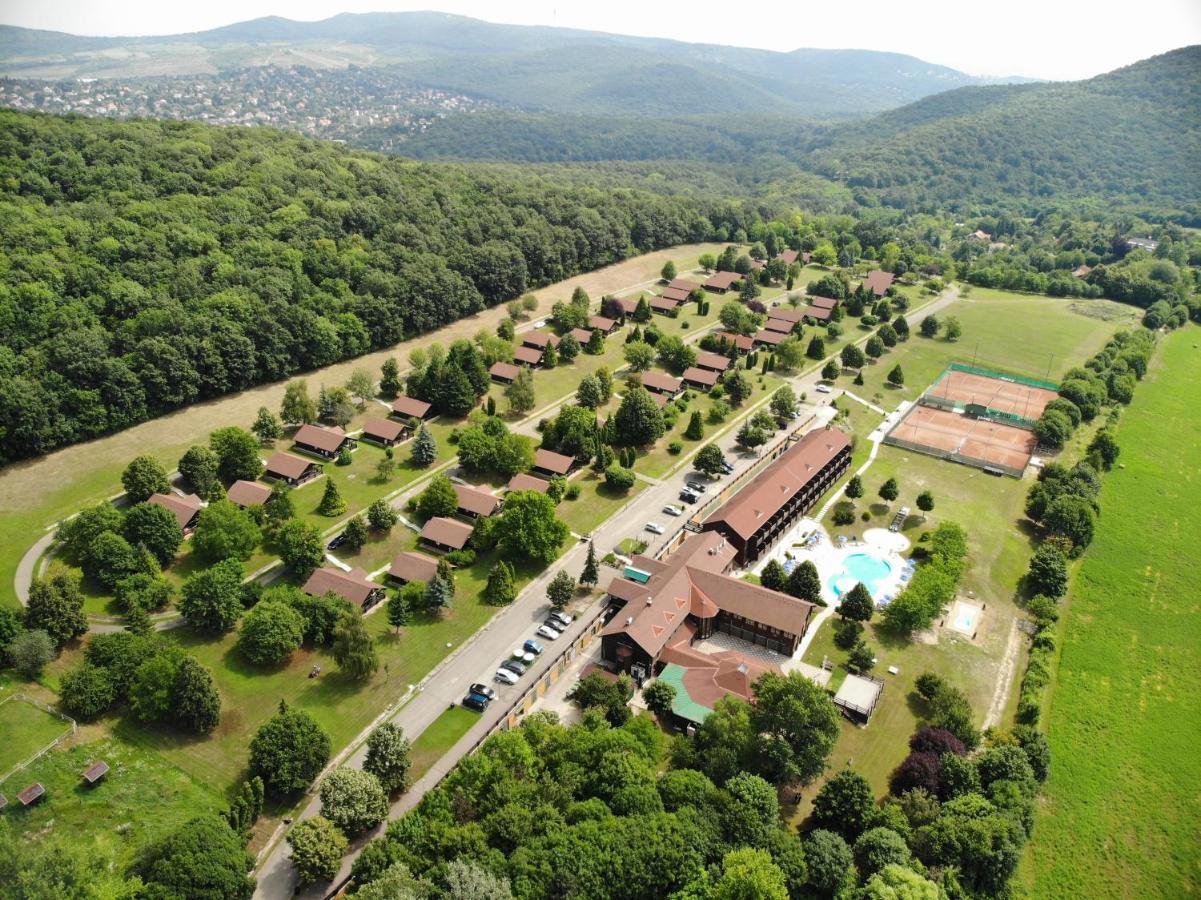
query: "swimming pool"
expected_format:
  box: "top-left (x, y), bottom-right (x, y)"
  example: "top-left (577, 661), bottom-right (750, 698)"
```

top-left (827, 552), bottom-right (894, 599)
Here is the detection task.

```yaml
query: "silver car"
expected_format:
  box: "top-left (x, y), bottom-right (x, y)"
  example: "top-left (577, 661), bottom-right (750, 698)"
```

top-left (494, 668), bottom-right (519, 685)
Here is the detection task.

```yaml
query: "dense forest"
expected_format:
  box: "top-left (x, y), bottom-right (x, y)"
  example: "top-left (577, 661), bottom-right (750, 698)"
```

top-left (0, 111), bottom-right (739, 463)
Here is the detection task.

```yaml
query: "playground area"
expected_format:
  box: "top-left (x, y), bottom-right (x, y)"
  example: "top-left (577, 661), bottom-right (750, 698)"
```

top-left (884, 364), bottom-right (1058, 477)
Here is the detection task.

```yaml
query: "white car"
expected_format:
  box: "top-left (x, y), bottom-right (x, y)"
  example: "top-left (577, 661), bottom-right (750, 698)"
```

top-left (815, 383), bottom-right (833, 394)
top-left (494, 668), bottom-right (519, 685)
top-left (512, 649), bottom-right (536, 663)
top-left (645, 522), bottom-right (665, 535)
top-left (536, 624), bottom-right (561, 640)
top-left (548, 611), bottom-right (574, 628)
top-left (662, 505), bottom-right (683, 517)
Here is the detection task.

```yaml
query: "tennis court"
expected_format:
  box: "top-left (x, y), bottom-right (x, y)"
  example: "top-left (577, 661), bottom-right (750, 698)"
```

top-left (927, 367), bottom-right (1060, 422)
top-left (885, 404), bottom-right (1036, 475)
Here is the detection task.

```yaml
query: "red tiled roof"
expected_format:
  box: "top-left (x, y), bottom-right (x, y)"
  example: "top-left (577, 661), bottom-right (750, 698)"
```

top-left (704, 271), bottom-right (742, 290)
top-left (454, 483), bottom-right (500, 517)
top-left (420, 516), bottom-right (473, 550)
top-left (682, 366), bottom-right (718, 387)
top-left (363, 417), bottom-right (405, 442)
top-left (391, 395), bottom-right (431, 419)
top-left (704, 426), bottom-right (850, 541)
top-left (294, 423), bottom-right (347, 454)
top-left (388, 551), bottom-right (438, 584)
top-left (508, 472), bottom-right (551, 493)
top-left (863, 270), bottom-right (895, 296)
top-left (266, 452), bottom-right (317, 480)
top-left (694, 351), bottom-right (731, 372)
top-left (490, 362), bottom-right (520, 381)
top-left (534, 448), bottom-right (574, 475)
top-left (640, 371), bottom-right (683, 394)
top-left (513, 345), bottom-right (544, 365)
top-left (147, 493), bottom-right (202, 529)
top-left (226, 480), bottom-right (272, 507)
top-left (302, 567), bottom-right (381, 606)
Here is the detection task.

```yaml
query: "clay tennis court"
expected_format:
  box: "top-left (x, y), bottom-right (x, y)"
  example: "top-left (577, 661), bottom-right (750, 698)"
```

top-left (928, 369), bottom-right (1059, 420)
top-left (886, 405), bottom-right (1036, 473)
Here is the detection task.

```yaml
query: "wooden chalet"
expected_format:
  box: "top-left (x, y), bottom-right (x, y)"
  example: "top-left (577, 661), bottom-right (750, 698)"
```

top-left (682, 367), bottom-right (719, 391)
top-left (714, 331), bottom-right (754, 354)
top-left (694, 351), bottom-right (732, 373)
top-left (420, 516), bottom-right (474, 553)
top-left (588, 315), bottom-right (618, 335)
top-left (361, 417), bottom-right (407, 447)
top-left (753, 329), bottom-right (788, 349)
top-left (777, 249), bottom-right (799, 265)
top-left (302, 566), bottom-right (385, 609)
top-left (387, 551), bottom-right (439, 585)
top-left (490, 362), bottom-right (520, 384)
top-left (533, 448), bottom-right (576, 478)
top-left (226, 480), bottom-right (272, 508)
top-left (508, 472), bottom-right (552, 494)
top-left (522, 331), bottom-right (560, 350)
top-left (294, 424), bottom-right (355, 460)
top-left (639, 371), bottom-right (684, 398)
top-left (569, 327), bottom-right (595, 345)
top-left (265, 451), bottom-right (323, 487)
top-left (513, 345), bottom-right (544, 367)
top-left (703, 271), bottom-right (742, 293)
top-left (17, 783), bottom-right (45, 806)
top-left (650, 295), bottom-right (680, 315)
top-left (765, 318), bottom-right (795, 334)
top-left (147, 493), bottom-right (202, 532)
top-left (391, 395), bottom-right (433, 420)
top-left (863, 270), bottom-right (895, 296)
top-left (454, 483), bottom-right (501, 519)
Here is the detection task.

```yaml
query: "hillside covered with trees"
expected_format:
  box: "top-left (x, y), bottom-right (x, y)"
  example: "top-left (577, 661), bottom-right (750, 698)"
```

top-left (0, 111), bottom-right (737, 464)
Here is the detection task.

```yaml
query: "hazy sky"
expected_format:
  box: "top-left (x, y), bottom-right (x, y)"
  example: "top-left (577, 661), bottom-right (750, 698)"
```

top-left (4, 0), bottom-right (1200, 80)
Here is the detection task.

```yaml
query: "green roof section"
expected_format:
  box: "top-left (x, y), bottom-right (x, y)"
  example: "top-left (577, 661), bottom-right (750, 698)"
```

top-left (657, 664), bottom-right (713, 724)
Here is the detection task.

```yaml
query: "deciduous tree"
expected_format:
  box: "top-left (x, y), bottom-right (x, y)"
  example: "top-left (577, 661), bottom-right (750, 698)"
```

top-left (249, 700), bottom-right (332, 798)
top-left (192, 499), bottom-right (262, 562)
top-left (320, 768), bottom-right (388, 835)
top-left (332, 607), bottom-right (378, 681)
top-left (180, 557), bottom-right (244, 632)
top-left (288, 816), bottom-right (347, 886)
top-left (364, 722), bottom-right (412, 794)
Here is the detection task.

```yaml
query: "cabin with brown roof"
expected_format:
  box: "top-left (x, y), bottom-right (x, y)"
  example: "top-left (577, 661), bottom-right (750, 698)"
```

top-left (801, 304), bottom-right (834, 322)
top-left (265, 452), bottom-right (323, 487)
top-left (490, 362), bottom-right (520, 384)
top-left (601, 531), bottom-right (815, 674)
top-left (667, 278), bottom-right (701, 294)
top-left (682, 367), bottom-right (719, 391)
top-left (616, 296), bottom-right (640, 316)
top-left (694, 351), bottom-right (731, 373)
top-left (362, 417), bottom-right (406, 447)
top-left (650, 295), bottom-right (680, 315)
top-left (863, 270), bottom-right (895, 297)
top-left (714, 331), bottom-right (754, 354)
top-left (294, 424), bottom-right (355, 460)
top-left (420, 516), bottom-right (474, 553)
top-left (302, 566), bottom-right (385, 609)
top-left (226, 480), bottom-right (272, 509)
top-left (569, 327), bottom-right (595, 345)
top-left (808, 296), bottom-right (838, 311)
top-left (513, 345), bottom-right (544, 367)
top-left (454, 483), bottom-right (501, 519)
top-left (703, 427), bottom-right (851, 565)
top-left (765, 318), bottom-right (795, 335)
top-left (147, 493), bottom-right (202, 532)
top-left (533, 448), bottom-right (576, 478)
top-left (639, 371), bottom-right (683, 398)
top-left (768, 307), bottom-right (806, 323)
top-left (777, 249), bottom-right (799, 265)
top-left (703, 271), bottom-right (743, 293)
top-left (753, 329), bottom-right (788, 349)
top-left (588, 315), bottom-right (618, 335)
top-left (522, 331), bottom-right (560, 350)
top-left (507, 472), bottom-right (552, 494)
top-left (391, 395), bottom-right (433, 420)
top-left (387, 551), bottom-right (439, 585)
top-left (659, 285), bottom-right (693, 303)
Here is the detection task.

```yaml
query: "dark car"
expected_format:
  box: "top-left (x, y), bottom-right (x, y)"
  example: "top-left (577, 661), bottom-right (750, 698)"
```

top-left (470, 683), bottom-right (497, 700)
top-left (500, 659), bottom-right (527, 676)
top-left (719, 461), bottom-right (735, 474)
top-left (327, 532), bottom-right (348, 550)
top-left (686, 479), bottom-right (708, 493)
top-left (462, 693), bottom-right (490, 712)
top-left (679, 489), bottom-right (699, 504)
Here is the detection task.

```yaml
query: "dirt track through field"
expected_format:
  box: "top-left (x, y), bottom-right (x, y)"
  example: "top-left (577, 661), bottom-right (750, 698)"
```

top-left (0, 244), bottom-right (722, 514)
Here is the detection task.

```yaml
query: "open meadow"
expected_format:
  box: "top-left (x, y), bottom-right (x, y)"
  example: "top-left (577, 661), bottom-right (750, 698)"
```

top-left (1019, 327), bottom-right (1201, 898)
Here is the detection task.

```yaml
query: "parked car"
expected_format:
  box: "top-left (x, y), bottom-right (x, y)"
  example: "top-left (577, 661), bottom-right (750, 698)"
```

top-left (548, 611), bottom-right (574, 628)
top-left (815, 383), bottom-right (833, 394)
top-left (500, 659), bottom-right (527, 676)
top-left (494, 668), bottom-right (519, 685)
top-left (662, 504), bottom-right (683, 517)
top-left (536, 624), bottom-right (561, 640)
top-left (679, 489), bottom-right (699, 504)
top-left (470, 683), bottom-right (497, 700)
top-left (512, 648), bottom-right (536, 663)
top-left (462, 693), bottom-right (490, 712)
top-left (644, 522), bottom-right (665, 535)
top-left (327, 532), bottom-right (348, 550)
top-left (685, 480), bottom-right (708, 493)
top-left (524, 639), bottom-right (545, 656)
top-left (719, 461), bottom-right (735, 474)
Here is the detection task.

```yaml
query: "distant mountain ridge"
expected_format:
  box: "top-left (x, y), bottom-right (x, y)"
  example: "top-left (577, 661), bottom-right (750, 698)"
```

top-left (0, 11), bottom-right (1029, 117)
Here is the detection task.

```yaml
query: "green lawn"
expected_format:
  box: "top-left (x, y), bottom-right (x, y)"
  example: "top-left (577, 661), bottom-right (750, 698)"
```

top-left (1019, 328), bottom-right (1201, 898)
top-left (0, 695), bottom-right (73, 775)
top-left (407, 706), bottom-right (481, 783)
top-left (557, 473), bottom-right (647, 536)
top-left (0, 733), bottom-right (222, 865)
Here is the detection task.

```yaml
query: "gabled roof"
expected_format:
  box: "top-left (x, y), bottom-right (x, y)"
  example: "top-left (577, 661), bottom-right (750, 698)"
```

top-left (694, 351), bottom-right (731, 372)
top-left (863, 270), bottom-right (894, 296)
top-left (391, 395), bottom-right (431, 419)
top-left (765, 318), bottom-right (794, 334)
top-left (808, 296), bottom-right (839, 310)
top-left (508, 472), bottom-right (551, 493)
top-left (266, 452), bottom-right (319, 480)
top-left (589, 315), bottom-right (617, 331)
top-left (617, 296), bottom-right (640, 315)
top-left (147, 493), bottom-right (202, 528)
top-left (703, 426), bottom-right (850, 541)
top-left (667, 278), bottom-right (701, 293)
top-left (753, 329), bottom-right (787, 345)
top-left (454, 483), bottom-right (500, 517)
top-left (715, 331), bottom-right (754, 352)
top-left (513, 345), bottom-right (544, 365)
top-left (523, 331), bottom-right (560, 349)
top-left (294, 423), bottom-right (348, 453)
top-left (682, 366), bottom-right (718, 387)
top-left (490, 362), bottom-right (520, 381)
top-left (651, 295), bottom-right (680, 312)
top-left (658, 285), bottom-right (691, 302)
top-left (767, 307), bottom-right (805, 323)
top-left (420, 516), bottom-right (473, 549)
top-left (363, 417), bottom-right (405, 442)
top-left (640, 371), bottom-right (683, 394)
top-left (802, 305), bottom-right (833, 321)
top-left (570, 327), bottom-right (595, 344)
top-left (302, 567), bottom-right (381, 605)
top-left (534, 448), bottom-right (574, 475)
top-left (777, 249), bottom-right (799, 265)
top-left (226, 480), bottom-right (272, 507)
top-left (388, 551), bottom-right (439, 584)
top-left (704, 271), bottom-right (743, 290)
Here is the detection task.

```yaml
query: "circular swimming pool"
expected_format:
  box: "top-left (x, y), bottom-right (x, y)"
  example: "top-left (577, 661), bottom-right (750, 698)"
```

top-left (828, 552), bottom-right (894, 598)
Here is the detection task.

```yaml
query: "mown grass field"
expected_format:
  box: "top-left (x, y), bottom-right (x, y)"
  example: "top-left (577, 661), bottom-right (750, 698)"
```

top-left (0, 694), bottom-right (73, 774)
top-left (407, 705), bottom-right (481, 783)
top-left (1019, 327), bottom-right (1201, 898)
